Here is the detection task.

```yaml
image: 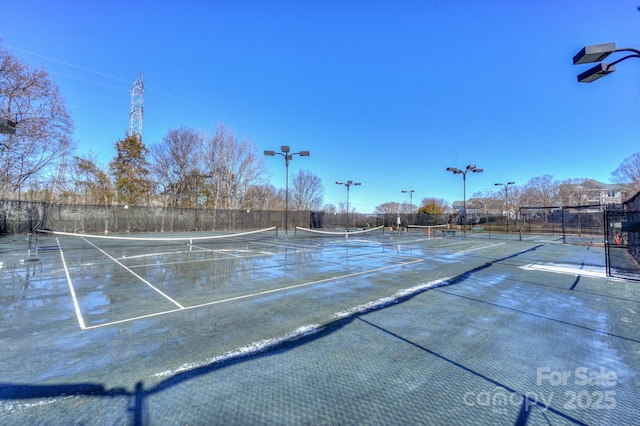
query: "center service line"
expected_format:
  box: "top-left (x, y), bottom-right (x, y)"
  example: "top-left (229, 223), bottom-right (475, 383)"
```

top-left (82, 238), bottom-right (185, 309)
top-left (57, 237), bottom-right (87, 330)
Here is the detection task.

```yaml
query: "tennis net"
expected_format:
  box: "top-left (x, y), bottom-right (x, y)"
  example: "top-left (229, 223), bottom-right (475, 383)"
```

top-left (34, 226), bottom-right (279, 252)
top-left (294, 226), bottom-right (386, 239)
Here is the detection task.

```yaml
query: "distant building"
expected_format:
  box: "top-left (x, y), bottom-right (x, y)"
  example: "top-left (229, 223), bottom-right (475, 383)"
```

top-left (449, 181), bottom-right (628, 223)
top-left (561, 180), bottom-right (626, 206)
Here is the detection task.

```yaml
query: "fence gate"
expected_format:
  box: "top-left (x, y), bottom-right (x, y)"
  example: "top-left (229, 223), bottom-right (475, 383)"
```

top-left (604, 208), bottom-right (640, 281)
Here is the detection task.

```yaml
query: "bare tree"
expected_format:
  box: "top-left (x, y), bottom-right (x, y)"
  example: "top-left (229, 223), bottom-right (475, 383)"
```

top-left (290, 169), bottom-right (323, 210)
top-left (201, 124), bottom-right (268, 209)
top-left (322, 203), bottom-right (337, 214)
top-left (149, 127), bottom-right (204, 208)
top-left (611, 152), bottom-right (640, 196)
top-left (521, 175), bottom-right (561, 207)
top-left (0, 43), bottom-right (73, 199)
top-left (242, 184), bottom-right (283, 210)
top-left (58, 154), bottom-right (113, 205)
top-left (558, 178), bottom-right (601, 206)
top-left (374, 202), bottom-right (401, 215)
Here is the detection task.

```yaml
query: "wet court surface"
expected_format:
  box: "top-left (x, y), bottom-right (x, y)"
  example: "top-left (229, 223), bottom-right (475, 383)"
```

top-left (1, 231), bottom-right (639, 425)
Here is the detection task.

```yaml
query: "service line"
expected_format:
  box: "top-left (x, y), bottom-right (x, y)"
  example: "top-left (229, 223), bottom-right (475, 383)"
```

top-left (455, 241), bottom-right (506, 254)
top-left (81, 257), bottom-right (424, 330)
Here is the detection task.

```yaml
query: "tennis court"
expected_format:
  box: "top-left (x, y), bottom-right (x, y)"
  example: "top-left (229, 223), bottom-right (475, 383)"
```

top-left (1, 228), bottom-right (639, 425)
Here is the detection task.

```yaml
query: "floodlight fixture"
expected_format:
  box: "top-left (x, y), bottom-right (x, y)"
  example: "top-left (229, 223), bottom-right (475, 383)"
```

top-left (264, 150), bottom-right (275, 156)
top-left (573, 42), bottom-right (640, 83)
top-left (577, 63), bottom-right (616, 83)
top-left (0, 118), bottom-right (16, 135)
top-left (572, 43), bottom-right (616, 65)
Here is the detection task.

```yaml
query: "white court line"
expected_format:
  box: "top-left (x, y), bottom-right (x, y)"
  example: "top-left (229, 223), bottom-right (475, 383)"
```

top-left (57, 237), bottom-right (87, 330)
top-left (454, 242), bottom-right (506, 254)
top-left (81, 238), bottom-right (185, 309)
top-left (81, 258), bottom-right (424, 330)
top-left (152, 275), bottom-right (451, 378)
top-left (520, 263), bottom-right (608, 278)
top-left (126, 247), bottom-right (274, 269)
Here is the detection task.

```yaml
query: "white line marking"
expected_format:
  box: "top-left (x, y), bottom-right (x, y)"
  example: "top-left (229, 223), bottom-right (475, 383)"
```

top-left (520, 263), bottom-right (607, 278)
top-left (81, 238), bottom-right (185, 309)
top-left (81, 258), bottom-right (423, 330)
top-left (151, 275), bottom-right (452, 378)
top-left (455, 242), bottom-right (506, 254)
top-left (57, 237), bottom-right (87, 330)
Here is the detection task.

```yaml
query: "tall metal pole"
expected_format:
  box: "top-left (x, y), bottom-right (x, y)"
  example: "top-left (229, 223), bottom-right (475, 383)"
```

top-left (447, 165), bottom-right (483, 236)
top-left (264, 146), bottom-right (310, 236)
top-left (495, 182), bottom-right (515, 233)
top-left (336, 180), bottom-right (361, 231)
top-left (402, 189), bottom-right (414, 226)
top-left (463, 174), bottom-right (467, 233)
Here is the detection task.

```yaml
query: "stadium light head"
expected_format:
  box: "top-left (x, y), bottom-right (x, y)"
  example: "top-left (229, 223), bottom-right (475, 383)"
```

top-left (473, 168), bottom-right (484, 173)
top-left (299, 151), bottom-right (310, 157)
top-left (335, 181), bottom-right (343, 185)
top-left (447, 167), bottom-right (462, 174)
top-left (577, 63), bottom-right (615, 83)
top-left (466, 164), bottom-right (477, 171)
top-left (572, 43), bottom-right (616, 65)
top-left (264, 150), bottom-right (275, 156)
top-left (280, 145), bottom-right (290, 153)
top-left (0, 118), bottom-right (16, 135)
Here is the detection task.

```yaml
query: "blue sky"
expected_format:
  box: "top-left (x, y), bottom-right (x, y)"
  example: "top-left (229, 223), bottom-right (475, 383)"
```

top-left (2, 1), bottom-right (639, 213)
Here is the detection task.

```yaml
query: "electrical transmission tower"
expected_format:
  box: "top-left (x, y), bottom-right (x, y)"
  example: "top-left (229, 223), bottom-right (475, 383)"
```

top-left (129, 72), bottom-right (144, 139)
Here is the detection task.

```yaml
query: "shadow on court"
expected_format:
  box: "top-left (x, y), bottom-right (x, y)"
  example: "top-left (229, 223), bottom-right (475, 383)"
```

top-left (0, 241), bottom-right (639, 425)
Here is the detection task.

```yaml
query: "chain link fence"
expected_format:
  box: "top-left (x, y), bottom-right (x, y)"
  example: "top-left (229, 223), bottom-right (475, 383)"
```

top-left (0, 200), bottom-right (312, 234)
top-left (605, 208), bottom-right (640, 281)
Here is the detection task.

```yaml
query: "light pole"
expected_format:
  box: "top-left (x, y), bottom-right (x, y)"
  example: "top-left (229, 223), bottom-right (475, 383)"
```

top-left (572, 42), bottom-right (640, 83)
top-left (264, 145), bottom-right (310, 236)
top-left (401, 189), bottom-right (415, 226)
top-left (494, 181), bottom-right (515, 233)
top-left (446, 164), bottom-right (483, 235)
top-left (336, 180), bottom-right (361, 231)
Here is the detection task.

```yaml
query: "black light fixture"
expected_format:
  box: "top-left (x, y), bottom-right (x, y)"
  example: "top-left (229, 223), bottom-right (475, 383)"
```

top-left (573, 42), bottom-right (640, 83)
top-left (0, 118), bottom-right (16, 135)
